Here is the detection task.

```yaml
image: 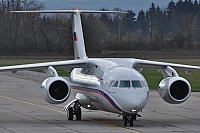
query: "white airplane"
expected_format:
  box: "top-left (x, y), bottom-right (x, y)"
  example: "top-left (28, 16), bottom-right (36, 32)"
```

top-left (1, 9), bottom-right (199, 126)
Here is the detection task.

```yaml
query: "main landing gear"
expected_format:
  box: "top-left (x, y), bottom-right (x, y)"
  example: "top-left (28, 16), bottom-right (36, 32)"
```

top-left (67, 101), bottom-right (82, 121)
top-left (123, 114), bottom-right (141, 126)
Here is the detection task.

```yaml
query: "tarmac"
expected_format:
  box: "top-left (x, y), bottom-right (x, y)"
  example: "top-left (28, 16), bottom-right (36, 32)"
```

top-left (0, 71), bottom-right (200, 133)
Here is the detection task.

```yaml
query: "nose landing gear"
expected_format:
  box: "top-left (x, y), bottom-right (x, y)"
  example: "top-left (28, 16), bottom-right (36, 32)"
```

top-left (123, 114), bottom-right (141, 126)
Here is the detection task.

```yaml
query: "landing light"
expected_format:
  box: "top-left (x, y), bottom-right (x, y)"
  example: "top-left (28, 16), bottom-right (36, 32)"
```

top-left (131, 109), bottom-right (137, 112)
top-left (87, 104), bottom-right (91, 108)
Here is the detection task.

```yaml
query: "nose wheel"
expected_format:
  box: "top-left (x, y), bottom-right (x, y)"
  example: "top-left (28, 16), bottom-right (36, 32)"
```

top-left (123, 114), bottom-right (138, 127)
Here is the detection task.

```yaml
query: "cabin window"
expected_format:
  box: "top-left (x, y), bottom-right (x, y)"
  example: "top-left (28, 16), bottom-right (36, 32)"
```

top-left (132, 81), bottom-right (143, 88)
top-left (119, 81), bottom-right (131, 87)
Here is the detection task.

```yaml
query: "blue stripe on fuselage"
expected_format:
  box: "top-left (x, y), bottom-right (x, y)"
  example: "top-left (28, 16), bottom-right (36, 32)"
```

top-left (71, 85), bottom-right (122, 112)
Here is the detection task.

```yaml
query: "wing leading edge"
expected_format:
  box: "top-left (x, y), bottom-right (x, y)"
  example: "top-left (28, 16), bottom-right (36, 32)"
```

top-left (0, 59), bottom-right (89, 72)
top-left (135, 59), bottom-right (200, 70)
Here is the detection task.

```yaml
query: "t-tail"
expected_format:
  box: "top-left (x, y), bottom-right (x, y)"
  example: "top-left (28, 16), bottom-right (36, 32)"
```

top-left (11, 9), bottom-right (128, 60)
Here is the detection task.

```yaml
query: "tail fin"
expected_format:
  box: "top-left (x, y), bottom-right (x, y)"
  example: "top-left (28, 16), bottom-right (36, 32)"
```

top-left (72, 11), bottom-right (87, 59)
top-left (11, 10), bottom-right (128, 60)
top-left (71, 10), bottom-right (128, 59)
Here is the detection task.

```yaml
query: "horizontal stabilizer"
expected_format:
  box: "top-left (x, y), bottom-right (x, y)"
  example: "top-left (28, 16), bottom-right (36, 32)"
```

top-left (10, 9), bottom-right (129, 14)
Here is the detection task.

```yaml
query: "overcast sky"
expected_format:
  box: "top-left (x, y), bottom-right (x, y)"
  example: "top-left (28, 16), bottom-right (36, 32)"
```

top-left (42, 0), bottom-right (179, 13)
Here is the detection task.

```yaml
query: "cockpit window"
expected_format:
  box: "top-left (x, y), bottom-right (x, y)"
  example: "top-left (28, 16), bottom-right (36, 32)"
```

top-left (141, 81), bottom-right (147, 87)
top-left (109, 80), bottom-right (146, 88)
top-left (112, 81), bottom-right (119, 87)
top-left (132, 81), bottom-right (143, 88)
top-left (108, 80), bottom-right (114, 87)
top-left (119, 81), bottom-right (131, 87)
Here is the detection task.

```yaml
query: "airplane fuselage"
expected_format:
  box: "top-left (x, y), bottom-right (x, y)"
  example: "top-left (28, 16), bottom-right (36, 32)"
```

top-left (70, 59), bottom-right (149, 115)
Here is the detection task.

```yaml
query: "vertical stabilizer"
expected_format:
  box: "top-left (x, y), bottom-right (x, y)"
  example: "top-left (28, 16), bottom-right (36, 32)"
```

top-left (72, 12), bottom-right (88, 60)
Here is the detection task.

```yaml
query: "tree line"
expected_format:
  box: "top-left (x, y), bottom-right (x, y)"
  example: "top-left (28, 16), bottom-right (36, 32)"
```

top-left (0, 0), bottom-right (200, 56)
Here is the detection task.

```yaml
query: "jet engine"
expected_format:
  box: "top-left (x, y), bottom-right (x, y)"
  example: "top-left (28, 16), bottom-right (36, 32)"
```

top-left (41, 77), bottom-right (71, 104)
top-left (158, 77), bottom-right (191, 104)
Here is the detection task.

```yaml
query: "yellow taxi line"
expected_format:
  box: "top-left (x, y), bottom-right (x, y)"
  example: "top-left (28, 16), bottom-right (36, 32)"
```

top-left (0, 95), bottom-right (141, 133)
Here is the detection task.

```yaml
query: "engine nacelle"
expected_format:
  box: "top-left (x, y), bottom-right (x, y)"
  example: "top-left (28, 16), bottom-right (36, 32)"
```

top-left (41, 77), bottom-right (71, 104)
top-left (158, 77), bottom-right (191, 104)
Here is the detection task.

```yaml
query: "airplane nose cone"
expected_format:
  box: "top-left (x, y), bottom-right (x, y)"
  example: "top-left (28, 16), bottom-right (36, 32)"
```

top-left (121, 91), bottom-right (149, 113)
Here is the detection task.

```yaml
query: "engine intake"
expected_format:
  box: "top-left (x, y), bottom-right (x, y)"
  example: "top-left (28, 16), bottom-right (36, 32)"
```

top-left (158, 77), bottom-right (191, 104)
top-left (41, 77), bottom-right (71, 104)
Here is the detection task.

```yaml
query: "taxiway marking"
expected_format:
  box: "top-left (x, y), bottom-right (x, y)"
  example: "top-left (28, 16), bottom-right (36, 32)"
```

top-left (0, 94), bottom-right (141, 133)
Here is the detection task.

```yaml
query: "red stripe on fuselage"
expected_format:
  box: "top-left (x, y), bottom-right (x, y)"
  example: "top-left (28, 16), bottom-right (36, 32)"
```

top-left (71, 86), bottom-right (121, 112)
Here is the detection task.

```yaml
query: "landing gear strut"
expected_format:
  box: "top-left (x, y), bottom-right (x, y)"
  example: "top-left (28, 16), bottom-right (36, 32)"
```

top-left (67, 101), bottom-right (82, 121)
top-left (123, 114), bottom-right (138, 127)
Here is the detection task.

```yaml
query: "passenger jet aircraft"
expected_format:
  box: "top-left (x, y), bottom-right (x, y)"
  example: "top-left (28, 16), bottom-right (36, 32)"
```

top-left (1, 9), bottom-right (199, 126)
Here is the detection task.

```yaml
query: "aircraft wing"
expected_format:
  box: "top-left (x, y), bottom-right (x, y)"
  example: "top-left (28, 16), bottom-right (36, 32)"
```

top-left (0, 59), bottom-right (89, 72)
top-left (135, 59), bottom-right (200, 70)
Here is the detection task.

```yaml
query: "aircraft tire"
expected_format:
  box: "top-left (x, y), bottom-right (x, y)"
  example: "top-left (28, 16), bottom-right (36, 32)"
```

top-left (123, 117), bottom-right (128, 126)
top-left (131, 114), bottom-right (137, 121)
top-left (76, 108), bottom-right (82, 120)
top-left (67, 107), bottom-right (74, 120)
top-left (130, 120), bottom-right (133, 126)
